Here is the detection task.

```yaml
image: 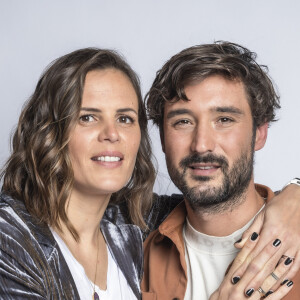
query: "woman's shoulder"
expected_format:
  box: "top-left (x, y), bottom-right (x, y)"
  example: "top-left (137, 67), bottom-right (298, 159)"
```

top-left (0, 192), bottom-right (80, 299)
top-left (0, 192), bottom-right (53, 261)
top-left (143, 193), bottom-right (184, 234)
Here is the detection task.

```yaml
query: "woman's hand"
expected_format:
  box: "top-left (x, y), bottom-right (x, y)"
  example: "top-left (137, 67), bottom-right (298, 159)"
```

top-left (233, 184), bottom-right (300, 291)
top-left (210, 183), bottom-right (300, 299)
top-left (210, 233), bottom-right (294, 299)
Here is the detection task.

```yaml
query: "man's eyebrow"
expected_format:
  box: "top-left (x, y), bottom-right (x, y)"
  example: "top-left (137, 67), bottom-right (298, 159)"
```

top-left (166, 109), bottom-right (193, 119)
top-left (214, 106), bottom-right (244, 115)
top-left (80, 107), bottom-right (138, 115)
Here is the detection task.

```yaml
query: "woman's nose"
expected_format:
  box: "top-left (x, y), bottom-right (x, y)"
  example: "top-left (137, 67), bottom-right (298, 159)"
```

top-left (97, 122), bottom-right (119, 143)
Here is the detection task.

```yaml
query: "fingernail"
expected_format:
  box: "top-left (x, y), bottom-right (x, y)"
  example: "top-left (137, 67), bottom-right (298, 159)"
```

top-left (235, 238), bottom-right (242, 244)
top-left (273, 239), bottom-right (281, 247)
top-left (232, 276), bottom-right (240, 284)
top-left (245, 288), bottom-right (254, 296)
top-left (285, 257), bottom-right (293, 265)
top-left (281, 279), bottom-right (289, 285)
top-left (265, 290), bottom-right (274, 296)
top-left (287, 280), bottom-right (293, 287)
top-left (250, 232), bottom-right (258, 241)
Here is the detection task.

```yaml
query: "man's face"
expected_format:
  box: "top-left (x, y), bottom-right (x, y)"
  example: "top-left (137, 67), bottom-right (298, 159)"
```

top-left (162, 75), bottom-right (268, 212)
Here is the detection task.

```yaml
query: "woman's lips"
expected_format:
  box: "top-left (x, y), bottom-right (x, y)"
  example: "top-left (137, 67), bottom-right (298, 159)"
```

top-left (91, 151), bottom-right (124, 168)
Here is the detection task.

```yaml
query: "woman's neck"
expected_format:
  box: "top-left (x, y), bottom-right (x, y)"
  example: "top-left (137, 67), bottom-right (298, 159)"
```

top-left (57, 190), bottom-right (111, 245)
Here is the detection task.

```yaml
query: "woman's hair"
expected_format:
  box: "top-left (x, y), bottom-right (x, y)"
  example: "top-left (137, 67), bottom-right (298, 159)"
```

top-left (1, 48), bottom-right (155, 239)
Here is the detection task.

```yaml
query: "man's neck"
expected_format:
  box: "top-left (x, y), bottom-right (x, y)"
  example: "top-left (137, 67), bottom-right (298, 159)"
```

top-left (185, 182), bottom-right (264, 236)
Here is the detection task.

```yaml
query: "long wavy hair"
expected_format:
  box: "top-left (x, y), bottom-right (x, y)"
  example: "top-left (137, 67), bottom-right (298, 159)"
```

top-left (1, 48), bottom-right (155, 239)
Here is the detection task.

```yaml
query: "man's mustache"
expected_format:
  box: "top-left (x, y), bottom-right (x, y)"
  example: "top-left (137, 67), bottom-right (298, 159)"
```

top-left (179, 153), bottom-right (229, 170)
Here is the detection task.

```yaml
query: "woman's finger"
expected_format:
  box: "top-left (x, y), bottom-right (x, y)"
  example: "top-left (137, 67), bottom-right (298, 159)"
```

top-left (247, 255), bottom-right (293, 298)
top-left (249, 279), bottom-right (293, 299)
top-left (281, 250), bottom-right (300, 282)
top-left (231, 238), bottom-right (282, 286)
top-left (228, 232), bottom-right (260, 282)
top-left (235, 211), bottom-right (265, 249)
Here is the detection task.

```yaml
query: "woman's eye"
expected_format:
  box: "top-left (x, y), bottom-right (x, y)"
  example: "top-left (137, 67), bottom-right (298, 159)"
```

top-left (118, 116), bottom-right (134, 124)
top-left (79, 115), bottom-right (95, 122)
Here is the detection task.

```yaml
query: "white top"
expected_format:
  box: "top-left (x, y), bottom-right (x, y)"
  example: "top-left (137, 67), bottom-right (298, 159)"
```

top-left (51, 229), bottom-right (137, 300)
top-left (183, 205), bottom-right (264, 300)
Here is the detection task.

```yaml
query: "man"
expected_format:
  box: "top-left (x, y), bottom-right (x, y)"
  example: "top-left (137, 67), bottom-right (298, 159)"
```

top-left (142, 42), bottom-right (300, 299)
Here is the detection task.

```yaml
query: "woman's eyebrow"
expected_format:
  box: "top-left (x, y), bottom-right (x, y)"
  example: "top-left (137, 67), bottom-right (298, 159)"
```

top-left (117, 108), bottom-right (138, 115)
top-left (80, 107), bottom-right (138, 115)
top-left (80, 107), bottom-right (101, 112)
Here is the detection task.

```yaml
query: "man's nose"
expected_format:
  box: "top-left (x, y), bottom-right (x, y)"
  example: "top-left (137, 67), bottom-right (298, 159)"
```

top-left (190, 123), bottom-right (215, 154)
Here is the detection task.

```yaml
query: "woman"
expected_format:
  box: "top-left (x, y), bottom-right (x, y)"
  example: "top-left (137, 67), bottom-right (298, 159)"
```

top-left (0, 48), bottom-right (155, 299)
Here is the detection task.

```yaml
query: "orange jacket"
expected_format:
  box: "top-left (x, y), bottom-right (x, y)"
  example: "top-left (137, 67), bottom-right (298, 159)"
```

top-left (142, 185), bottom-right (300, 300)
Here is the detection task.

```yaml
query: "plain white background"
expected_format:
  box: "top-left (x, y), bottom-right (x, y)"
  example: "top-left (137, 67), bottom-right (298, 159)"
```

top-left (0, 0), bottom-right (299, 194)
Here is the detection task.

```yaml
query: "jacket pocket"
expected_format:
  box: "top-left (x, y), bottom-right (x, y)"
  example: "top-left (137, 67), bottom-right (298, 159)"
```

top-left (142, 291), bottom-right (156, 300)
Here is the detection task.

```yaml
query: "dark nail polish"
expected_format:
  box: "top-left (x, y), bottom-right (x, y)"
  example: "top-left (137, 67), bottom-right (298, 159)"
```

top-left (265, 290), bottom-right (274, 296)
top-left (232, 276), bottom-right (240, 284)
top-left (287, 280), bottom-right (293, 287)
top-left (285, 257), bottom-right (293, 265)
top-left (250, 232), bottom-right (258, 241)
top-left (281, 279), bottom-right (289, 285)
top-left (235, 238), bottom-right (242, 244)
top-left (273, 239), bottom-right (281, 247)
top-left (245, 288), bottom-right (254, 296)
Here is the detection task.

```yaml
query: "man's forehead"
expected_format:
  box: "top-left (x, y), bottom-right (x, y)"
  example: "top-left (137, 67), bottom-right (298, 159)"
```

top-left (165, 77), bottom-right (249, 111)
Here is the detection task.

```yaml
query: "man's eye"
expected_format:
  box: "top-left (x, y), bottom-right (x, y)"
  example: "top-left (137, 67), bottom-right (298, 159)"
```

top-left (218, 117), bottom-right (233, 123)
top-left (118, 116), bottom-right (134, 124)
top-left (173, 119), bottom-right (191, 126)
top-left (79, 115), bottom-right (95, 122)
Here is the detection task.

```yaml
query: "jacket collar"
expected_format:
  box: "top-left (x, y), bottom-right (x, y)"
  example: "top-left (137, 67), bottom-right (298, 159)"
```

top-left (101, 219), bottom-right (142, 300)
top-left (158, 184), bottom-right (274, 244)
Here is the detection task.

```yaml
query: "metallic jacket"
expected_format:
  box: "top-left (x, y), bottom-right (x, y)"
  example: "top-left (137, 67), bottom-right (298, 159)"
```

top-left (0, 192), bottom-right (182, 300)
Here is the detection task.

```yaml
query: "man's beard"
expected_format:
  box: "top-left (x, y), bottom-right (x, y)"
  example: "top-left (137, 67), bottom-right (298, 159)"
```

top-left (166, 146), bottom-right (255, 214)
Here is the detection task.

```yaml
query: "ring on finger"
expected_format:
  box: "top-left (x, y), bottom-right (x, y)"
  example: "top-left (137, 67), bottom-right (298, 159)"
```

top-left (270, 272), bottom-right (279, 281)
top-left (257, 287), bottom-right (266, 295)
top-left (282, 255), bottom-right (295, 260)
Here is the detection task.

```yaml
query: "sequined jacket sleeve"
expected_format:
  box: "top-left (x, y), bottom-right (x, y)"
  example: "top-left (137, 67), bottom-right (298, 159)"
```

top-left (0, 193), bottom-right (80, 300)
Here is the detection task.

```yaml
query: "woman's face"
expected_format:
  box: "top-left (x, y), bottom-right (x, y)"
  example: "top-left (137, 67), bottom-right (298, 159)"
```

top-left (68, 68), bottom-right (141, 197)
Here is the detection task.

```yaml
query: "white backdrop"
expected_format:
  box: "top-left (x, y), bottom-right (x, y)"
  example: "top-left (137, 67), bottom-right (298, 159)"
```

top-left (0, 0), bottom-right (299, 194)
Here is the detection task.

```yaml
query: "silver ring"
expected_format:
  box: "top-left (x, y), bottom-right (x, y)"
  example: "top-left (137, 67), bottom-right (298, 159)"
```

top-left (282, 255), bottom-right (295, 260)
top-left (258, 287), bottom-right (266, 295)
top-left (271, 272), bottom-right (279, 281)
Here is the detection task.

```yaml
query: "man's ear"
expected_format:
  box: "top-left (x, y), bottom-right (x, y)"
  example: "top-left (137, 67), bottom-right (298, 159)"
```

top-left (254, 122), bottom-right (269, 151)
top-left (160, 127), bottom-right (165, 153)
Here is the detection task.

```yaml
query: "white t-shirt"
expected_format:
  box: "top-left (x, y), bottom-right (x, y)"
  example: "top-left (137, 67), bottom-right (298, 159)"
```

top-left (51, 229), bottom-right (137, 300)
top-left (183, 206), bottom-right (264, 300)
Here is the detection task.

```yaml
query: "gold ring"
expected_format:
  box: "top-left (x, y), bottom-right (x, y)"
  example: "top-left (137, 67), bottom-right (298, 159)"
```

top-left (271, 272), bottom-right (279, 281)
top-left (257, 287), bottom-right (266, 295)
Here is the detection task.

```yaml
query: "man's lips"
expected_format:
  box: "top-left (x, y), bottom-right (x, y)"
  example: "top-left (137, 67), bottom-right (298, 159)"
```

top-left (189, 163), bottom-right (220, 170)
